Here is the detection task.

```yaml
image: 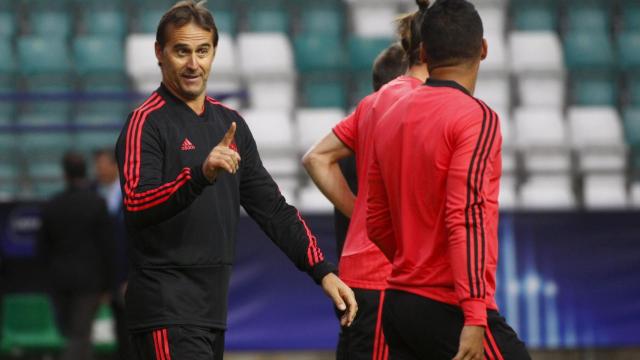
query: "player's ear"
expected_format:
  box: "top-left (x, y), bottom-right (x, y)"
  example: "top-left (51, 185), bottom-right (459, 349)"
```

top-left (155, 41), bottom-right (163, 67)
top-left (480, 38), bottom-right (488, 61)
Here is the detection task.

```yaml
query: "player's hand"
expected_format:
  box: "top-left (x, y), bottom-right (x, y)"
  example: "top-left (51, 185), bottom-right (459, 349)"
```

top-left (202, 122), bottom-right (241, 182)
top-left (452, 325), bottom-right (485, 360)
top-left (321, 273), bottom-right (357, 327)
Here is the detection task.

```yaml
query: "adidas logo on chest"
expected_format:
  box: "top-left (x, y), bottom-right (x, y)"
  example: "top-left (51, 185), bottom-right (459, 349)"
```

top-left (180, 138), bottom-right (196, 151)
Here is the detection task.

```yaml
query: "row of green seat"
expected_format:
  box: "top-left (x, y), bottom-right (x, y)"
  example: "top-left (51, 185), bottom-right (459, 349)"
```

top-left (564, 31), bottom-right (640, 72)
top-left (513, 0), bottom-right (640, 31)
top-left (0, 1), bottom-right (345, 38)
top-left (0, 293), bottom-right (116, 355)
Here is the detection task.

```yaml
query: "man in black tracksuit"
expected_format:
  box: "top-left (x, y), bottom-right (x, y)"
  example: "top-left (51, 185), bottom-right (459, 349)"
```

top-left (114, 2), bottom-right (357, 359)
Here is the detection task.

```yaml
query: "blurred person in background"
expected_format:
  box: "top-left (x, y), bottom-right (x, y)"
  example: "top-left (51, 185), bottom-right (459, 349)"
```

top-left (303, 1), bottom-right (430, 358)
top-left (333, 42), bottom-right (408, 260)
top-left (367, 0), bottom-right (530, 358)
top-left (114, 1), bottom-right (357, 359)
top-left (39, 151), bottom-right (114, 360)
top-left (93, 149), bottom-right (132, 360)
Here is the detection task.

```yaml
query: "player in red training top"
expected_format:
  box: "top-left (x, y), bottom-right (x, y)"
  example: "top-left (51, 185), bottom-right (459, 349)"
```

top-left (303, 1), bottom-right (430, 359)
top-left (367, 0), bottom-right (530, 359)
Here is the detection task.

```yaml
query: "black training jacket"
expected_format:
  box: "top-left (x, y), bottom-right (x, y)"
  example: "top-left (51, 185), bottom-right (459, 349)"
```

top-left (115, 84), bottom-right (335, 331)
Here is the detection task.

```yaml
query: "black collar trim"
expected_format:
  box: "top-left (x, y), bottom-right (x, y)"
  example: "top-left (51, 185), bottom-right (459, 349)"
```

top-left (424, 78), bottom-right (472, 96)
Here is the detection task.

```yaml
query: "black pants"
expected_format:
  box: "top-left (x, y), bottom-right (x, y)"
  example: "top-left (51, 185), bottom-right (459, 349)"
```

top-left (337, 288), bottom-right (388, 360)
top-left (111, 288), bottom-right (134, 360)
top-left (382, 289), bottom-right (531, 360)
top-left (52, 291), bottom-right (102, 360)
top-left (131, 326), bottom-right (225, 360)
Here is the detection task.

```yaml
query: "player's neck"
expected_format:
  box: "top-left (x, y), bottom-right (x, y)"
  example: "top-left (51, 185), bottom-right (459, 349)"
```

top-left (428, 65), bottom-right (478, 96)
top-left (184, 95), bottom-right (206, 115)
top-left (406, 64), bottom-right (429, 83)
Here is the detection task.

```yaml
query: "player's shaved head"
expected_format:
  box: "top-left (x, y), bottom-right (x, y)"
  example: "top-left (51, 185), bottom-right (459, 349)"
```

top-left (372, 43), bottom-right (408, 91)
top-left (157, 0), bottom-right (218, 49)
top-left (420, 0), bottom-right (483, 70)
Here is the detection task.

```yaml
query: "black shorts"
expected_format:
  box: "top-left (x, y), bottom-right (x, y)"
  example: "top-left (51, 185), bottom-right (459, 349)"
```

top-left (382, 289), bottom-right (531, 360)
top-left (337, 288), bottom-right (389, 360)
top-left (131, 326), bottom-right (225, 360)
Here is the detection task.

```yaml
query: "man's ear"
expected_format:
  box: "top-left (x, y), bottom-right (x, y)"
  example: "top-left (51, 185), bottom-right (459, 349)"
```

top-left (155, 41), bottom-right (163, 67)
top-left (480, 38), bottom-right (488, 61)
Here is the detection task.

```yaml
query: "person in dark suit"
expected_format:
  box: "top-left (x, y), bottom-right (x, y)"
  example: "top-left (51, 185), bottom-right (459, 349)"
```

top-left (39, 151), bottom-right (114, 360)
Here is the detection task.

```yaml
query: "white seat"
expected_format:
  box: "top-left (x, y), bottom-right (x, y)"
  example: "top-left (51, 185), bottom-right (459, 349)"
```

top-left (517, 76), bottom-right (565, 108)
top-left (475, 75), bottom-right (510, 109)
top-left (514, 107), bottom-right (570, 173)
top-left (207, 35), bottom-right (242, 105)
top-left (583, 174), bottom-right (627, 209)
top-left (350, 3), bottom-right (397, 38)
top-left (630, 182), bottom-right (640, 208)
top-left (259, 155), bottom-right (298, 178)
top-left (568, 107), bottom-right (626, 172)
top-left (298, 185), bottom-right (334, 213)
top-left (499, 175), bottom-right (517, 209)
top-left (237, 32), bottom-right (294, 78)
top-left (509, 32), bottom-right (564, 75)
top-left (481, 30), bottom-right (508, 75)
top-left (241, 109), bottom-right (294, 155)
top-left (476, 6), bottom-right (506, 35)
top-left (272, 176), bottom-right (299, 207)
top-left (246, 79), bottom-right (295, 110)
top-left (295, 108), bottom-right (346, 151)
top-left (519, 175), bottom-right (576, 209)
top-left (126, 34), bottom-right (161, 92)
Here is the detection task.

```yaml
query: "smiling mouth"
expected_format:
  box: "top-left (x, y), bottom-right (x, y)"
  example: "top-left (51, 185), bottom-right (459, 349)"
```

top-left (182, 74), bottom-right (200, 80)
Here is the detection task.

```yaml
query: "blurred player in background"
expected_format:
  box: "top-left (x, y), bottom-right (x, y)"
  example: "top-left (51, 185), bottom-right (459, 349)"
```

top-left (39, 152), bottom-right (114, 360)
top-left (114, 1), bottom-right (356, 359)
top-left (333, 42), bottom-right (408, 260)
top-left (93, 149), bottom-right (132, 360)
top-left (303, 1), bottom-right (429, 358)
top-left (367, 0), bottom-right (530, 359)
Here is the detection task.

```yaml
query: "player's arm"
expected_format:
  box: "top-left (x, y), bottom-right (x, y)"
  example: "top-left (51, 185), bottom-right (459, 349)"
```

top-left (366, 146), bottom-right (395, 261)
top-left (116, 113), bottom-right (214, 229)
top-left (237, 118), bottom-right (357, 326)
top-left (445, 105), bottom-right (501, 328)
top-left (302, 132), bottom-right (355, 217)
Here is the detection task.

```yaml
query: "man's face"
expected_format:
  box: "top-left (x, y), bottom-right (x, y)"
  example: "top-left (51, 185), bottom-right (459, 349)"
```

top-left (155, 22), bottom-right (216, 101)
top-left (95, 154), bottom-right (118, 185)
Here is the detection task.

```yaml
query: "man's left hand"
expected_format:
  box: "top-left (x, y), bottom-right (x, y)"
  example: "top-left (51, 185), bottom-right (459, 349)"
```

top-left (321, 273), bottom-right (358, 327)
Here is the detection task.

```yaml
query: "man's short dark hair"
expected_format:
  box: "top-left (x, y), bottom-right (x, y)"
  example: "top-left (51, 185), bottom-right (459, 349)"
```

top-left (372, 43), bottom-right (409, 91)
top-left (63, 152), bottom-right (87, 180)
top-left (156, 0), bottom-right (219, 49)
top-left (421, 0), bottom-right (483, 69)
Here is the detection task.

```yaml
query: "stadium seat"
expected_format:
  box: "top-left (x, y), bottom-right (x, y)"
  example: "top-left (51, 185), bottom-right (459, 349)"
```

top-left (212, 10), bottom-right (237, 35)
top-left (519, 175), bottom-right (576, 209)
top-left (481, 30), bottom-right (509, 74)
top-left (0, 11), bottom-right (16, 38)
top-left (517, 76), bottom-right (565, 108)
top-left (499, 175), bottom-right (517, 209)
top-left (617, 31), bottom-right (640, 72)
top-left (583, 174), bottom-right (628, 209)
top-left (351, 72), bottom-right (375, 107)
top-left (238, 33), bottom-right (294, 77)
top-left (509, 32), bottom-right (564, 74)
top-left (511, 0), bottom-right (557, 31)
top-left (348, 36), bottom-right (394, 72)
top-left (92, 304), bottom-right (116, 354)
top-left (83, 9), bottom-right (127, 37)
top-left (622, 0), bottom-right (640, 31)
top-left (0, 39), bottom-right (15, 75)
top-left (74, 36), bottom-right (125, 75)
top-left (300, 77), bottom-right (348, 109)
top-left (514, 107), bottom-right (570, 173)
top-left (564, 31), bottom-right (615, 72)
top-left (18, 37), bottom-right (72, 75)
top-left (272, 176), bottom-right (298, 207)
top-left (31, 179), bottom-right (66, 199)
top-left (475, 75), bottom-right (510, 109)
top-left (26, 161), bottom-right (63, 179)
top-left (18, 113), bottom-right (69, 127)
top-left (493, 107), bottom-right (516, 173)
top-left (139, 10), bottom-right (164, 33)
top-left (0, 181), bottom-right (19, 200)
top-left (0, 41), bottom-right (15, 125)
top-left (564, 0), bottom-right (610, 33)
top-left (570, 73), bottom-right (618, 106)
top-left (623, 107), bottom-right (640, 171)
top-left (246, 8), bottom-right (289, 33)
top-left (295, 108), bottom-right (345, 151)
top-left (299, 5), bottom-right (344, 36)
top-left (29, 11), bottom-right (73, 38)
top-left (242, 109), bottom-right (294, 154)
top-left (0, 294), bottom-right (65, 355)
top-left (350, 2), bottom-right (397, 38)
top-left (629, 76), bottom-right (640, 106)
top-left (126, 34), bottom-right (161, 92)
top-left (477, 6), bottom-right (506, 34)
top-left (298, 185), bottom-right (333, 213)
top-left (75, 130), bottom-right (121, 155)
top-left (19, 133), bottom-right (73, 158)
top-left (0, 163), bottom-right (20, 183)
top-left (294, 34), bottom-right (345, 73)
top-left (568, 106), bottom-right (626, 172)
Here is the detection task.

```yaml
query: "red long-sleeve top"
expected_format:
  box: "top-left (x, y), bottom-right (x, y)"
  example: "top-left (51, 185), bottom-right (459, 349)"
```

top-left (367, 79), bottom-right (502, 326)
